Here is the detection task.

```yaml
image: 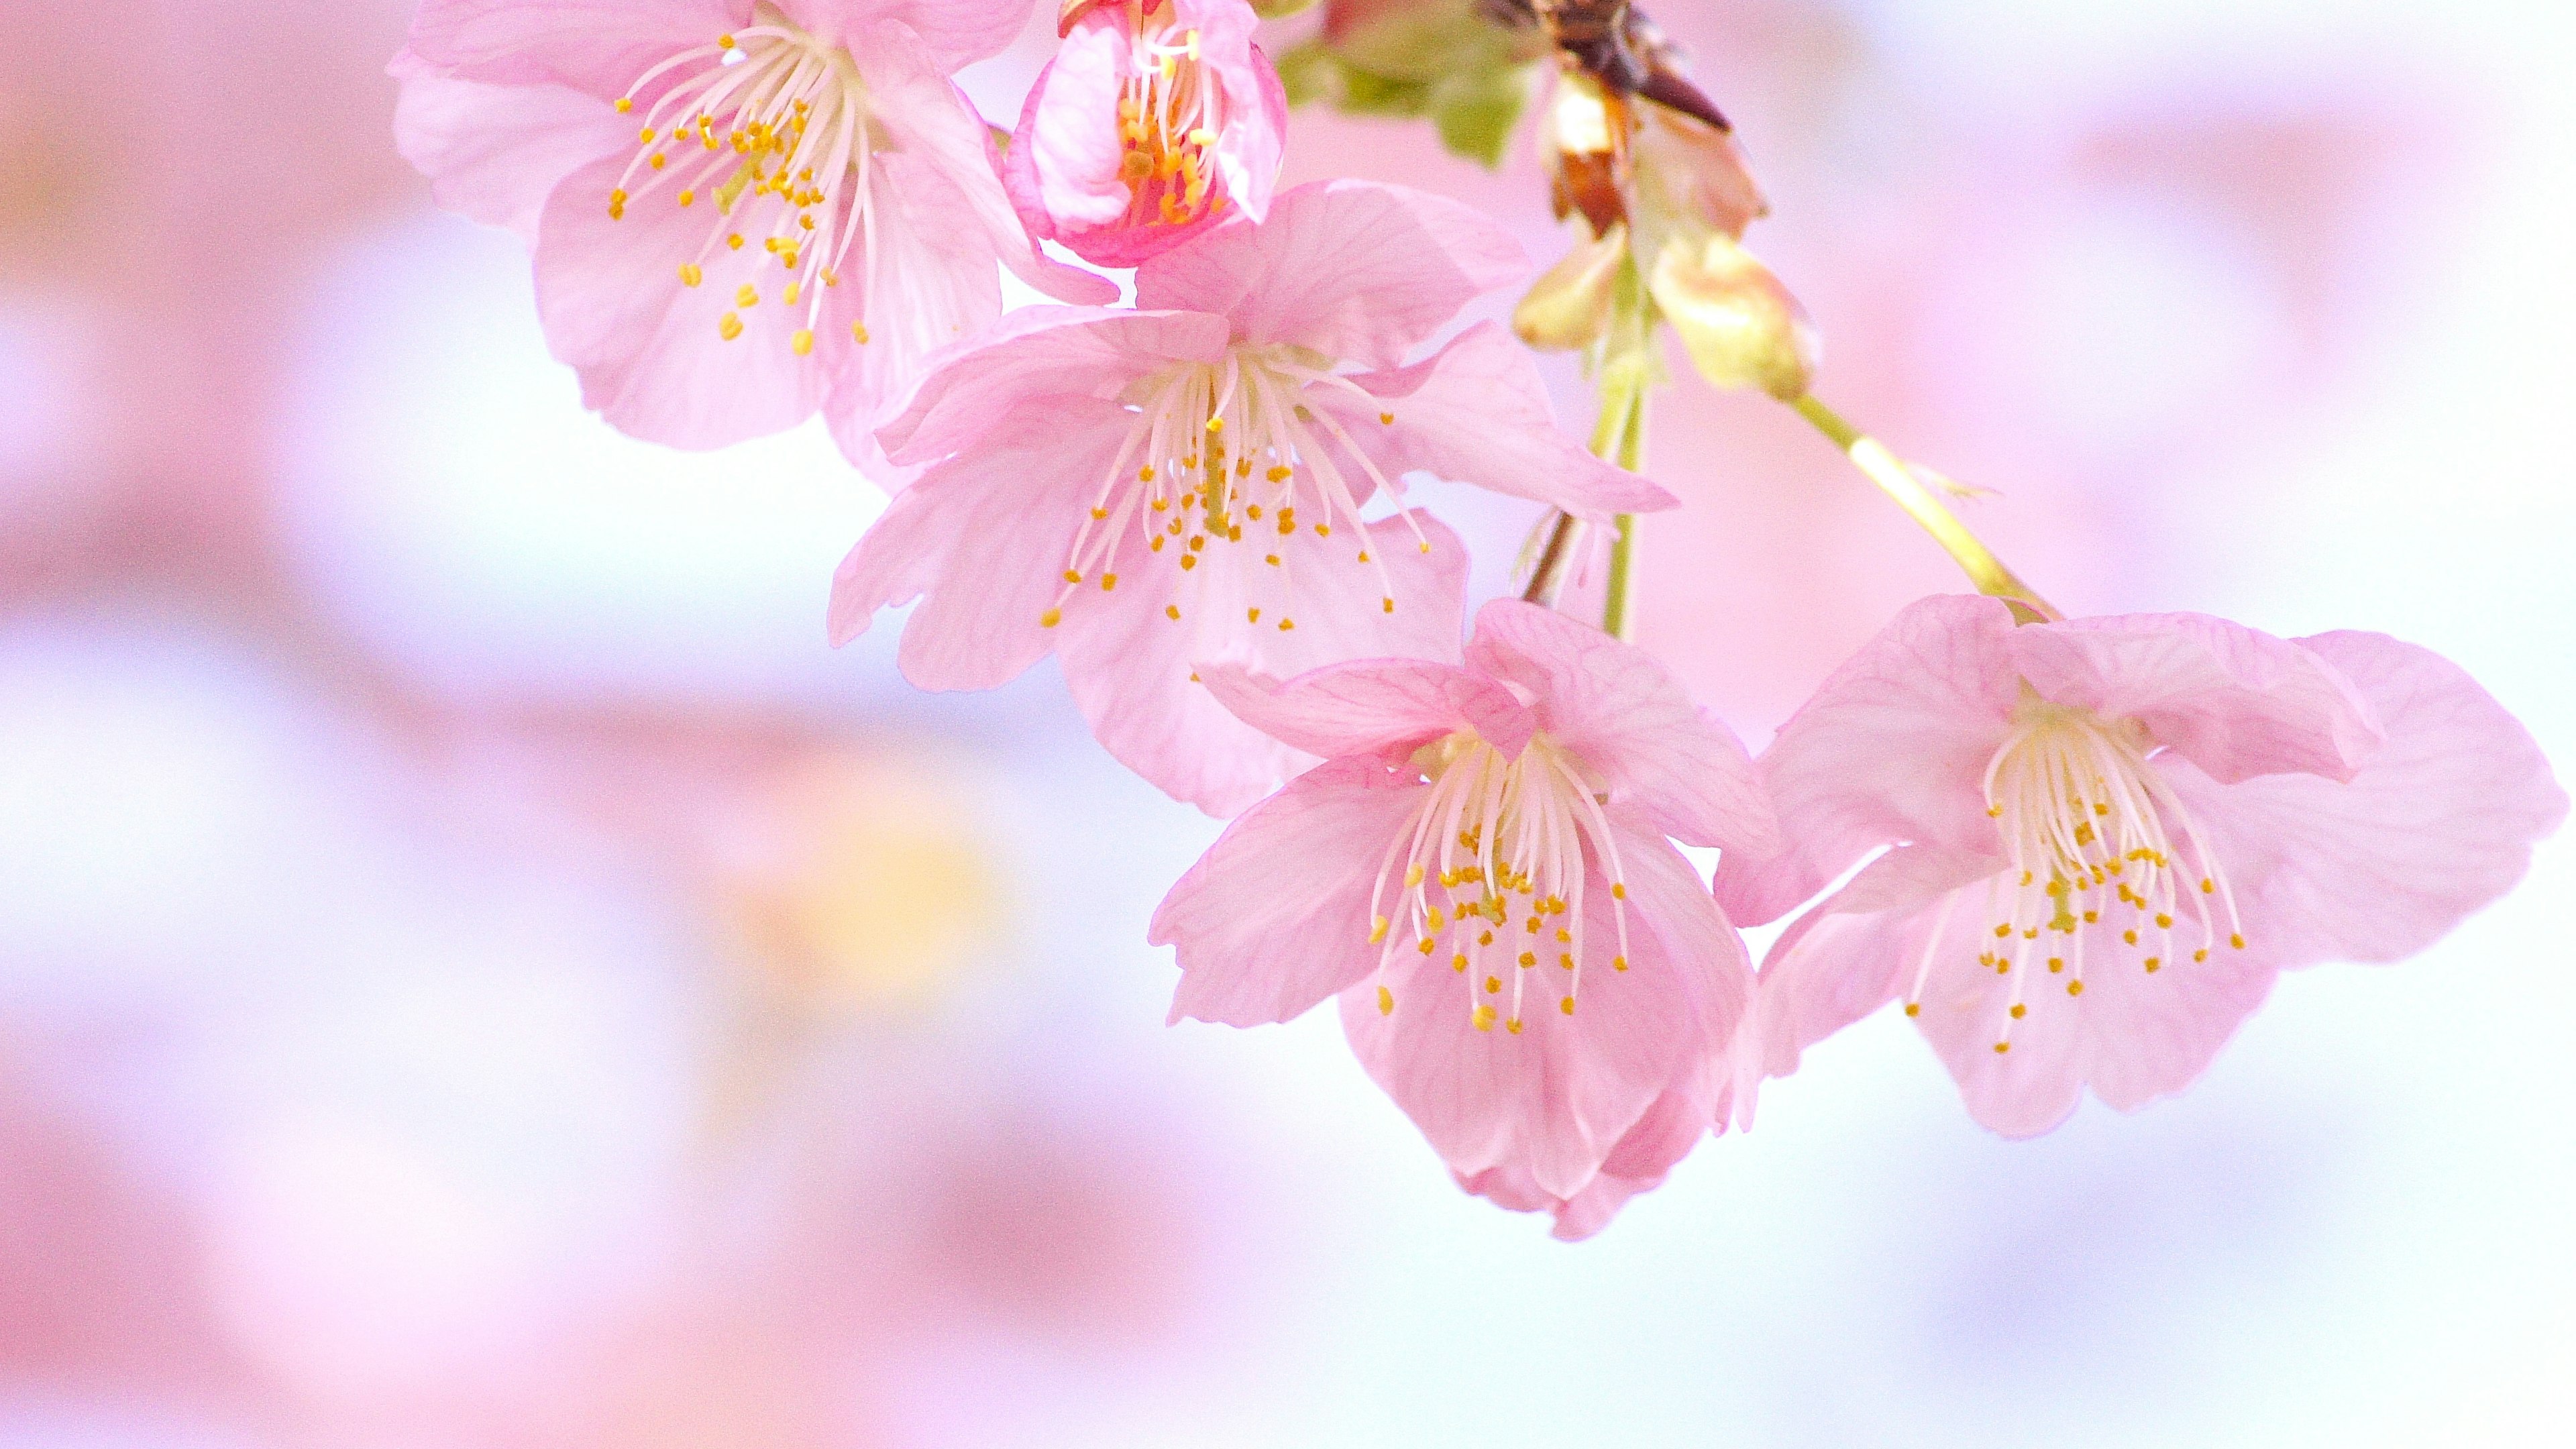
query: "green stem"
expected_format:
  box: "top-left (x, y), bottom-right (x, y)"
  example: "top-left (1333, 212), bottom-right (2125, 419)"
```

top-left (1599, 382), bottom-right (1646, 641)
top-left (1790, 394), bottom-right (2062, 623)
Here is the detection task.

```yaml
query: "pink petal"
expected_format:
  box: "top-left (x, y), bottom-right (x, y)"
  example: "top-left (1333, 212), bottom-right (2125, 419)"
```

top-left (1713, 595), bottom-right (2023, 928)
top-left (877, 308), bottom-right (1231, 466)
top-left (1134, 180), bottom-right (1525, 368)
top-left (1153, 757), bottom-right (1431, 1027)
top-left (860, 23), bottom-right (1120, 306)
top-left (1056, 511), bottom-right (1474, 816)
top-left (403, 0), bottom-right (738, 98)
top-left (1752, 845), bottom-right (2002, 1081)
top-left (1195, 659), bottom-right (1529, 767)
top-left (1904, 879), bottom-right (2284, 1138)
top-left (828, 396), bottom-right (1137, 690)
top-left (1340, 830), bottom-right (1743, 1200)
top-left (1316, 323), bottom-right (1677, 518)
top-left (1466, 600), bottom-right (1777, 856)
top-left (391, 70), bottom-right (630, 241)
top-left (535, 154), bottom-right (835, 450)
top-left (2008, 612), bottom-right (2383, 786)
top-left (2171, 630), bottom-right (2565, 970)
top-left (777, 0), bottom-right (1036, 68)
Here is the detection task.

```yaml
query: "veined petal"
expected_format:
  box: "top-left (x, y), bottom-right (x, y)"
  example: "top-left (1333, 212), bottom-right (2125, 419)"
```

top-left (403, 0), bottom-right (739, 97)
top-left (879, 308), bottom-right (1231, 466)
top-left (2007, 612), bottom-right (2384, 786)
top-left (828, 396), bottom-right (1137, 688)
top-left (1195, 659), bottom-right (1527, 767)
top-left (1320, 322), bottom-right (1676, 519)
top-left (778, 0), bottom-right (1036, 68)
top-left (1057, 511), bottom-right (1472, 816)
top-left (2168, 630), bottom-right (2564, 970)
top-left (1134, 180), bottom-right (1525, 368)
top-left (1466, 600), bottom-right (1778, 857)
top-left (391, 70), bottom-right (631, 241)
top-left (1340, 830), bottom-right (1733, 1200)
top-left (1713, 595), bottom-right (2023, 928)
top-left (1155, 756), bottom-right (1432, 1027)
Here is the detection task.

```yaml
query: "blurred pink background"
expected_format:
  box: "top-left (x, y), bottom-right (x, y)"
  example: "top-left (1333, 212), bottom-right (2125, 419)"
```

top-left (1, 1), bottom-right (2570, 1444)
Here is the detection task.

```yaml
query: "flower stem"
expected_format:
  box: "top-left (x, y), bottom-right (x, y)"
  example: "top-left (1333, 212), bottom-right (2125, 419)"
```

top-left (1523, 355), bottom-right (1651, 627)
top-left (1599, 378), bottom-right (1646, 641)
top-left (1789, 394), bottom-right (2062, 623)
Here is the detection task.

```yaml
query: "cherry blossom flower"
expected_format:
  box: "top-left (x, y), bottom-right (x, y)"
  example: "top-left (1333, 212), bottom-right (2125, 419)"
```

top-left (829, 180), bottom-right (1674, 816)
top-left (1152, 600), bottom-right (1781, 1238)
top-left (1007, 0), bottom-right (1289, 268)
top-left (1717, 596), bottom-right (2565, 1137)
top-left (392, 0), bottom-right (1117, 468)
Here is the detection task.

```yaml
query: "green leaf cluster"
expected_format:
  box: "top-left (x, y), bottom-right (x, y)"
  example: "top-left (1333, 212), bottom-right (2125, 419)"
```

top-left (1275, 1), bottom-right (1546, 169)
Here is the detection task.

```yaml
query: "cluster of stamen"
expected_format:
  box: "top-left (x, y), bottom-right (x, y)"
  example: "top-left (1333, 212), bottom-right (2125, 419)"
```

top-left (1906, 701), bottom-right (2246, 1055)
top-left (608, 5), bottom-right (879, 359)
top-left (1367, 735), bottom-right (1635, 1036)
top-left (1115, 11), bottom-right (1228, 231)
top-left (1042, 347), bottom-right (1414, 643)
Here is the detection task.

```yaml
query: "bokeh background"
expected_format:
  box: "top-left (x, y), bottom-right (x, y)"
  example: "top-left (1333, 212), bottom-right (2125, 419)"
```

top-left (2, 0), bottom-right (2571, 1444)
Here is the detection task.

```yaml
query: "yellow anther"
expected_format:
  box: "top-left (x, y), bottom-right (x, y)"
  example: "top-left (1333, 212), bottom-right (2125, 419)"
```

top-left (717, 34), bottom-right (735, 48)
top-left (1473, 1005), bottom-right (1497, 1032)
top-left (2010, 1004), bottom-right (2027, 1019)
top-left (1378, 985), bottom-right (1394, 1016)
top-left (678, 190), bottom-right (696, 207)
top-left (1265, 554), bottom-right (1280, 567)
top-left (1904, 1002), bottom-right (1922, 1017)
top-left (1611, 955), bottom-right (1629, 973)
top-left (1382, 598), bottom-right (1396, 615)
top-left (2193, 949), bottom-right (2209, 963)
top-left (2069, 980), bottom-right (2086, 996)
top-left (791, 329), bottom-right (814, 357)
top-left (2155, 914), bottom-right (2174, 929)
top-left (1102, 574), bottom-right (1120, 592)
top-left (1994, 1041), bottom-right (2011, 1054)
top-left (1040, 607), bottom-right (1063, 629)
top-left (2047, 957), bottom-right (2063, 973)
top-left (1994, 924), bottom-right (2012, 939)
top-left (639, 127), bottom-right (658, 144)
top-left (1165, 605), bottom-right (1181, 621)
top-left (1179, 555), bottom-right (1197, 571)
top-left (678, 264), bottom-right (704, 287)
top-left (1485, 976), bottom-right (1502, 994)
top-left (1379, 412), bottom-right (1395, 425)
top-left (2231, 933), bottom-right (2247, 950)
top-left (1064, 570), bottom-right (1083, 585)
top-left (2123, 930), bottom-right (2139, 946)
top-left (727, 233), bottom-right (745, 250)
top-left (1404, 863), bottom-right (1424, 888)
top-left (649, 154), bottom-right (667, 171)
top-left (1369, 916), bottom-right (1389, 944)
top-left (615, 97), bottom-right (634, 113)
top-left (1452, 953), bottom-right (1468, 973)
top-left (1506, 1018), bottom-right (1524, 1036)
top-left (1417, 938), bottom-right (1436, 957)
top-left (1246, 608), bottom-right (1261, 623)
top-left (737, 284), bottom-right (759, 308)
top-left (718, 312), bottom-right (744, 341)
top-left (852, 322), bottom-right (870, 345)
top-left (1517, 951), bottom-right (1536, 968)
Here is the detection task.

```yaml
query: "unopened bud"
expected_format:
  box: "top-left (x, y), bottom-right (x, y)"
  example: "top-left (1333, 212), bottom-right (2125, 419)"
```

top-left (1514, 225), bottom-right (1627, 352)
top-left (1649, 235), bottom-right (1819, 400)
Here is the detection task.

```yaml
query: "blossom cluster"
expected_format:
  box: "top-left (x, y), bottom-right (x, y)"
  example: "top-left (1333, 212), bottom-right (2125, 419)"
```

top-left (395, 0), bottom-right (2562, 1239)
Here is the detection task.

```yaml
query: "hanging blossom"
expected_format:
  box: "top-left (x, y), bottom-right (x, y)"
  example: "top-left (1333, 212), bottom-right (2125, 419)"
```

top-left (1007, 0), bottom-right (1289, 268)
top-left (1153, 600), bottom-right (1782, 1238)
top-left (391, 0), bottom-right (1117, 469)
top-left (830, 180), bottom-right (1674, 816)
top-left (1715, 596), bottom-right (2565, 1138)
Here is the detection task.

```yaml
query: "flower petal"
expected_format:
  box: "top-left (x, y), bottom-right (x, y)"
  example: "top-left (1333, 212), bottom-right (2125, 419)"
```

top-left (1714, 595), bottom-right (2023, 928)
top-left (1056, 511), bottom-right (1473, 816)
top-left (1154, 756), bottom-right (1430, 1027)
top-left (1134, 180), bottom-right (1525, 368)
top-left (1195, 659), bottom-right (1528, 767)
top-left (877, 308), bottom-right (1231, 466)
top-left (1752, 845), bottom-right (2002, 1081)
top-left (2009, 612), bottom-right (2383, 786)
top-left (402, 0), bottom-right (737, 97)
top-left (1315, 322), bottom-right (1676, 518)
top-left (2174, 630), bottom-right (2565, 969)
top-left (781, 0), bottom-right (1036, 68)
top-left (828, 396), bottom-right (1136, 690)
top-left (1340, 830), bottom-right (1740, 1201)
top-left (390, 69), bottom-right (629, 241)
top-left (1466, 599), bottom-right (1777, 856)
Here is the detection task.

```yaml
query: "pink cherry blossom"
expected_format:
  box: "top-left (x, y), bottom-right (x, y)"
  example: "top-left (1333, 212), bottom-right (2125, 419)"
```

top-left (1152, 600), bottom-right (1782, 1238)
top-left (1717, 596), bottom-right (2566, 1138)
top-left (830, 180), bottom-right (1677, 816)
top-left (1007, 0), bottom-right (1289, 268)
top-left (392, 0), bottom-right (1117, 469)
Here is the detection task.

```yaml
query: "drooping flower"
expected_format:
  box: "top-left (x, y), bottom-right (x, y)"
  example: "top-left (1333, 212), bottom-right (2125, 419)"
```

top-left (1006, 0), bottom-right (1289, 268)
top-left (829, 180), bottom-right (1674, 816)
top-left (1152, 600), bottom-right (1781, 1238)
top-left (1717, 596), bottom-right (2566, 1138)
top-left (392, 0), bottom-right (1118, 468)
